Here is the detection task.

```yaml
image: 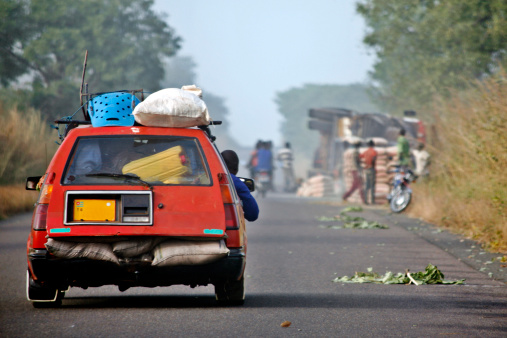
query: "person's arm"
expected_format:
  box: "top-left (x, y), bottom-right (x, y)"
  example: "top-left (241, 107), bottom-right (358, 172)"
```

top-left (240, 190), bottom-right (259, 222)
top-left (232, 175), bottom-right (259, 222)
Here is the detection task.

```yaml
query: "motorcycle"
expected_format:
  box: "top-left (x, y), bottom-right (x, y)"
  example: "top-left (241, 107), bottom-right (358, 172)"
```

top-left (255, 170), bottom-right (270, 198)
top-left (387, 165), bottom-right (417, 213)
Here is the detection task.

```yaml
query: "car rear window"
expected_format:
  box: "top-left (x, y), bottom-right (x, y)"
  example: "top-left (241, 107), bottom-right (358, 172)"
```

top-left (63, 136), bottom-right (211, 186)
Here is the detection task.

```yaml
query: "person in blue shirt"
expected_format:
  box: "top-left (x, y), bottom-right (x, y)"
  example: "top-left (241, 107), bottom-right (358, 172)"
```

top-left (221, 150), bottom-right (259, 222)
top-left (255, 141), bottom-right (274, 190)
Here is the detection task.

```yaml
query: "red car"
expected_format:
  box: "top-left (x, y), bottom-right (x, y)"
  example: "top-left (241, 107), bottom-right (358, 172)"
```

top-left (26, 123), bottom-right (250, 307)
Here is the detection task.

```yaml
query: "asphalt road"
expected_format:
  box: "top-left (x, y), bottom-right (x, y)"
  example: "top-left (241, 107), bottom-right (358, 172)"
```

top-left (1, 193), bottom-right (506, 337)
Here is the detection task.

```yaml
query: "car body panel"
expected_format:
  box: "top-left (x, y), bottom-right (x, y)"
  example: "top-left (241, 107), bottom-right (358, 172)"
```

top-left (43, 126), bottom-right (227, 238)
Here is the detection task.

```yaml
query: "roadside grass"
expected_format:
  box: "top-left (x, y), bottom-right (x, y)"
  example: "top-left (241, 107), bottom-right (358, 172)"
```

top-left (0, 102), bottom-right (56, 219)
top-left (0, 103), bottom-right (56, 185)
top-left (407, 72), bottom-right (507, 253)
top-left (0, 185), bottom-right (37, 220)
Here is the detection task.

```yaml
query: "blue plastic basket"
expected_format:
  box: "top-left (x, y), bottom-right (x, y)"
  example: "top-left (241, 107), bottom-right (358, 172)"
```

top-left (88, 92), bottom-right (140, 127)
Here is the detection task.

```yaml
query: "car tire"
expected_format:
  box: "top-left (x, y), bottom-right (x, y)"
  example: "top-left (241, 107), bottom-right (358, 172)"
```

top-left (214, 276), bottom-right (245, 305)
top-left (27, 271), bottom-right (62, 308)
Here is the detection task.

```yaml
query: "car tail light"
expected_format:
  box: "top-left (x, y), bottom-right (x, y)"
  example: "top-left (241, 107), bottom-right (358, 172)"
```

top-left (32, 204), bottom-right (49, 230)
top-left (219, 173), bottom-right (239, 230)
top-left (220, 184), bottom-right (233, 203)
top-left (223, 204), bottom-right (239, 229)
top-left (38, 184), bottom-right (53, 204)
top-left (32, 173), bottom-right (54, 230)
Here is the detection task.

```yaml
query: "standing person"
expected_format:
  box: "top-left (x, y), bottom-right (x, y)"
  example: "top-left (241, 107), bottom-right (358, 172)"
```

top-left (221, 150), bottom-right (259, 222)
top-left (342, 142), bottom-right (366, 203)
top-left (247, 140), bottom-right (262, 179)
top-left (397, 128), bottom-right (411, 169)
top-left (360, 140), bottom-right (378, 205)
top-left (412, 142), bottom-right (431, 178)
top-left (277, 142), bottom-right (296, 192)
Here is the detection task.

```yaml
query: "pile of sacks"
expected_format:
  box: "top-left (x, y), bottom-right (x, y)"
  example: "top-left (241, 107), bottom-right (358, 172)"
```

top-left (296, 174), bottom-right (335, 197)
top-left (342, 138), bottom-right (398, 204)
top-left (374, 145), bottom-right (398, 204)
top-left (45, 237), bottom-right (229, 266)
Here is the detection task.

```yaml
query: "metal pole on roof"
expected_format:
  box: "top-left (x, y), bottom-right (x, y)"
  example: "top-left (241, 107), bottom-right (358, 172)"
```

top-left (80, 50), bottom-right (89, 120)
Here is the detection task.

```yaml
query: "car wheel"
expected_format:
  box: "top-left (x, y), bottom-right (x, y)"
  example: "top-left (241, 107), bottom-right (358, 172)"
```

top-left (27, 271), bottom-right (62, 308)
top-left (215, 276), bottom-right (245, 305)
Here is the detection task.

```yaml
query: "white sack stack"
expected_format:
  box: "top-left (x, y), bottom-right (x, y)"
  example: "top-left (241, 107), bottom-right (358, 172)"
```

top-left (296, 174), bottom-right (334, 197)
top-left (374, 145), bottom-right (398, 204)
top-left (133, 85), bottom-right (210, 127)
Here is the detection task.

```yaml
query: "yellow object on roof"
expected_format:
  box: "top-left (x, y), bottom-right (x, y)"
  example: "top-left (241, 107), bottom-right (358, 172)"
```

top-left (122, 145), bottom-right (190, 184)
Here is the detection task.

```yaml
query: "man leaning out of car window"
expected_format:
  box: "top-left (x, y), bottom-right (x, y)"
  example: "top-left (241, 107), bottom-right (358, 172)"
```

top-left (221, 150), bottom-right (259, 222)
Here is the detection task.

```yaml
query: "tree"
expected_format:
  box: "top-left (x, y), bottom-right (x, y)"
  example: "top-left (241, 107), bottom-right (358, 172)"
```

top-left (0, 0), bottom-right (32, 86)
top-left (2, 0), bottom-right (181, 120)
top-left (357, 0), bottom-right (507, 113)
top-left (276, 83), bottom-right (379, 157)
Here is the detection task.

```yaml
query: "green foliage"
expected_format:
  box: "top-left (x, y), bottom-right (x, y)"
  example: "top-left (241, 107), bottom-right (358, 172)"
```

top-left (409, 70), bottom-right (507, 251)
top-left (341, 206), bottom-right (364, 213)
top-left (357, 0), bottom-right (507, 113)
top-left (333, 264), bottom-right (465, 284)
top-left (0, 0), bottom-right (180, 120)
top-left (0, 0), bottom-right (31, 86)
top-left (0, 87), bottom-right (33, 112)
top-left (276, 83), bottom-right (379, 157)
top-left (317, 206), bottom-right (389, 229)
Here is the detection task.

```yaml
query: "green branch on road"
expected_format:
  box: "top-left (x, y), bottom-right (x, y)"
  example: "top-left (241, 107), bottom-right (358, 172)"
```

top-left (333, 264), bottom-right (465, 285)
top-left (317, 206), bottom-right (389, 229)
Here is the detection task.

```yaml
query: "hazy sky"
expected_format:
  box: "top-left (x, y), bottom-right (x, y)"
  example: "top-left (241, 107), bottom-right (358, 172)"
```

top-left (153, 0), bottom-right (374, 147)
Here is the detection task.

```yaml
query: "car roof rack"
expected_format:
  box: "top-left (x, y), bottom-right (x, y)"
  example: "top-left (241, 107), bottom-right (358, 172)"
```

top-left (198, 121), bottom-right (222, 142)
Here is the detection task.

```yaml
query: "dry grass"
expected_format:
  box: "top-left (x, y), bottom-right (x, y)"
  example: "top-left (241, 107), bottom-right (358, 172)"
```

top-left (0, 102), bottom-right (56, 219)
top-left (0, 103), bottom-right (57, 184)
top-left (407, 72), bottom-right (507, 253)
top-left (0, 185), bottom-right (38, 220)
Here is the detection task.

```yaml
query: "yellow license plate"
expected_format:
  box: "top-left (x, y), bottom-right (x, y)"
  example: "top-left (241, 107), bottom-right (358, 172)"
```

top-left (73, 199), bottom-right (116, 222)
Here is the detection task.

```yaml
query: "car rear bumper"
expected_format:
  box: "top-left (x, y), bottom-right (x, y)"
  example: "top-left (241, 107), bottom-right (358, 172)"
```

top-left (29, 248), bottom-right (246, 289)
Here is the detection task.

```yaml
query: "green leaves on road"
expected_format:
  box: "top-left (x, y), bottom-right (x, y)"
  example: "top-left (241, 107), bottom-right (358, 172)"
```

top-left (317, 206), bottom-right (389, 229)
top-left (333, 264), bottom-right (465, 285)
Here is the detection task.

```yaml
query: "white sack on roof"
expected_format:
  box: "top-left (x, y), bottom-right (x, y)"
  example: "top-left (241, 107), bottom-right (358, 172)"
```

top-left (133, 85), bottom-right (210, 128)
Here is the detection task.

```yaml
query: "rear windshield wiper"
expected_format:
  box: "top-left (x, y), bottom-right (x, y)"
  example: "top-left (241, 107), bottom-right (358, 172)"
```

top-left (85, 173), bottom-right (152, 189)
